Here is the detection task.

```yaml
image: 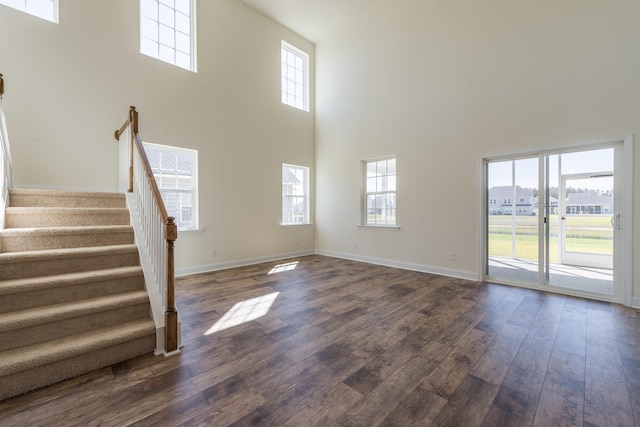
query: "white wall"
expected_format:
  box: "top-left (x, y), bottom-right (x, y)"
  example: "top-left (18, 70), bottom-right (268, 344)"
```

top-left (315, 1), bottom-right (640, 297)
top-left (0, 0), bottom-right (315, 273)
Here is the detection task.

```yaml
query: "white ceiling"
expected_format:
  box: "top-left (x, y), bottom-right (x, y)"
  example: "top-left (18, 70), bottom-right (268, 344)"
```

top-left (239, 0), bottom-right (378, 43)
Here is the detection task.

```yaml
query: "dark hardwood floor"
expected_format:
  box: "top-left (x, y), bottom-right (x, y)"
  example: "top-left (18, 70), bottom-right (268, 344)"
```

top-left (1, 255), bottom-right (639, 426)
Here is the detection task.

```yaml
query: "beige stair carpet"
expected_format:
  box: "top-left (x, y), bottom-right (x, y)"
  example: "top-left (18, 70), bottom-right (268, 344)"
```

top-left (0, 188), bottom-right (156, 401)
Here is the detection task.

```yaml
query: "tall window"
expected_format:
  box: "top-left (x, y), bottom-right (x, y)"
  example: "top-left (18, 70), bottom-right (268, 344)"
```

top-left (144, 142), bottom-right (198, 231)
top-left (282, 164), bottom-right (309, 225)
top-left (364, 157), bottom-right (397, 226)
top-left (281, 41), bottom-right (309, 112)
top-left (140, 0), bottom-right (196, 71)
top-left (0, 0), bottom-right (58, 22)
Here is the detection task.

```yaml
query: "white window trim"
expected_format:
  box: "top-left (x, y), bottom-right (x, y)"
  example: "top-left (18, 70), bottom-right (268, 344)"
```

top-left (139, 0), bottom-right (197, 72)
top-left (281, 40), bottom-right (309, 112)
top-left (362, 155), bottom-right (398, 227)
top-left (282, 163), bottom-right (310, 225)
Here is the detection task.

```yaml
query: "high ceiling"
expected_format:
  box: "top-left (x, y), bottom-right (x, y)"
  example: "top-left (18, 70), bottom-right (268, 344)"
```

top-left (239, 0), bottom-right (378, 43)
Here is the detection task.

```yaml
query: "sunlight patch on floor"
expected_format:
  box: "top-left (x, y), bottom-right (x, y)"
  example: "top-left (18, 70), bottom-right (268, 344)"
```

top-left (268, 261), bottom-right (298, 275)
top-left (204, 292), bottom-right (280, 335)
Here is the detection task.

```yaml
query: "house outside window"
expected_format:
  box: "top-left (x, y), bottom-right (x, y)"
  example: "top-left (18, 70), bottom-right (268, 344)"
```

top-left (281, 41), bottom-right (309, 112)
top-left (282, 164), bottom-right (309, 225)
top-left (144, 142), bottom-right (198, 230)
top-left (0, 0), bottom-right (58, 22)
top-left (140, 0), bottom-right (196, 71)
top-left (364, 157), bottom-right (396, 226)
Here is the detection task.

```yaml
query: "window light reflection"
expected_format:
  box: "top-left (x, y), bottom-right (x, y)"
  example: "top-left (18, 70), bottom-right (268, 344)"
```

top-left (204, 292), bottom-right (279, 335)
top-left (268, 261), bottom-right (298, 275)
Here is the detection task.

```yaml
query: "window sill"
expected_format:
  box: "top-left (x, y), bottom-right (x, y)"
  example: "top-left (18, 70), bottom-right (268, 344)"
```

top-left (357, 224), bottom-right (401, 230)
top-left (178, 228), bottom-right (206, 234)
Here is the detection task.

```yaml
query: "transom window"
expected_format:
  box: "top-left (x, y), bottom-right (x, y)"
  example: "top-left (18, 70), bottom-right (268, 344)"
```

top-left (144, 142), bottom-right (198, 231)
top-left (0, 0), bottom-right (58, 22)
top-left (282, 164), bottom-right (309, 225)
top-left (281, 41), bottom-right (309, 112)
top-left (364, 157), bottom-right (397, 226)
top-left (140, 0), bottom-right (196, 71)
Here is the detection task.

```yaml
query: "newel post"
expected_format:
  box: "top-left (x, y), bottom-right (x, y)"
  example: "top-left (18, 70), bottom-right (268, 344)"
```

top-left (165, 217), bottom-right (179, 353)
top-left (128, 106), bottom-right (137, 193)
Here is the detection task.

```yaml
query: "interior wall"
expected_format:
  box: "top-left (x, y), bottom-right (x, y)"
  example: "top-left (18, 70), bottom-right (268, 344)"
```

top-left (315, 0), bottom-right (640, 300)
top-left (0, 0), bottom-right (315, 274)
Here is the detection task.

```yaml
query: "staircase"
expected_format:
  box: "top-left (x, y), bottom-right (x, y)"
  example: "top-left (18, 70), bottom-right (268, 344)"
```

top-left (0, 188), bottom-right (156, 401)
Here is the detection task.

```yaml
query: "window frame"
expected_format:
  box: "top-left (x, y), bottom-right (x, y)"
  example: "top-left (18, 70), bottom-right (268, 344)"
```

top-left (281, 163), bottom-right (310, 225)
top-left (139, 0), bottom-right (197, 72)
top-left (0, 0), bottom-right (58, 23)
top-left (143, 141), bottom-right (199, 231)
top-left (281, 41), bottom-right (309, 112)
top-left (363, 156), bottom-right (398, 227)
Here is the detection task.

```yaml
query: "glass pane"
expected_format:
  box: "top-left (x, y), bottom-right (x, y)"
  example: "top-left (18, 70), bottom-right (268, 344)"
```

top-left (562, 148), bottom-right (614, 175)
top-left (387, 158), bottom-right (396, 174)
top-left (141, 0), bottom-right (158, 20)
top-left (159, 24), bottom-right (175, 48)
top-left (26, 0), bottom-right (54, 20)
top-left (366, 177), bottom-right (376, 192)
top-left (175, 11), bottom-right (190, 35)
top-left (564, 176), bottom-right (613, 256)
top-left (159, 4), bottom-right (174, 26)
top-left (141, 17), bottom-right (159, 41)
top-left (175, 0), bottom-right (190, 14)
top-left (176, 32), bottom-right (190, 54)
top-left (141, 38), bottom-right (159, 57)
top-left (387, 175), bottom-right (397, 192)
top-left (487, 157), bottom-right (539, 283)
top-left (159, 44), bottom-right (175, 63)
top-left (377, 160), bottom-right (387, 175)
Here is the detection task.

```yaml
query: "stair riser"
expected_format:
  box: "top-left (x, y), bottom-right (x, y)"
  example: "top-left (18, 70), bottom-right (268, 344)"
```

top-left (0, 275), bottom-right (145, 314)
top-left (0, 304), bottom-right (151, 352)
top-left (0, 335), bottom-right (155, 401)
top-left (5, 213), bottom-right (130, 228)
top-left (9, 193), bottom-right (126, 209)
top-left (0, 252), bottom-right (140, 280)
top-left (1, 231), bottom-right (134, 252)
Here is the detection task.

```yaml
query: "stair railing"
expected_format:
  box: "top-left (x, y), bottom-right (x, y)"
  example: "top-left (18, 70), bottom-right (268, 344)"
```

top-left (115, 106), bottom-right (179, 355)
top-left (0, 73), bottom-right (13, 231)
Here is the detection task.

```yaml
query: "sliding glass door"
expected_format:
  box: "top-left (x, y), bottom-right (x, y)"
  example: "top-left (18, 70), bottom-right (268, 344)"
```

top-left (485, 143), bottom-right (626, 302)
top-left (487, 157), bottom-right (539, 284)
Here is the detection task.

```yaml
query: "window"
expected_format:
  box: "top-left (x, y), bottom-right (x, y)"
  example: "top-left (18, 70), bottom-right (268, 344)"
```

top-left (281, 41), bottom-right (309, 112)
top-left (282, 164), bottom-right (309, 225)
top-left (0, 0), bottom-right (58, 22)
top-left (144, 142), bottom-right (198, 230)
top-left (140, 0), bottom-right (196, 71)
top-left (364, 157), bottom-right (397, 226)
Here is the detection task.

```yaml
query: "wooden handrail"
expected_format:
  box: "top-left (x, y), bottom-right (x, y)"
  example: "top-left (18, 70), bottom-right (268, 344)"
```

top-left (114, 106), bottom-right (179, 354)
top-left (0, 73), bottom-right (5, 99)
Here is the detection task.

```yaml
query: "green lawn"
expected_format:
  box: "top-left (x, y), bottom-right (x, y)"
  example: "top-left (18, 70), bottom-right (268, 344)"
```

top-left (488, 215), bottom-right (613, 261)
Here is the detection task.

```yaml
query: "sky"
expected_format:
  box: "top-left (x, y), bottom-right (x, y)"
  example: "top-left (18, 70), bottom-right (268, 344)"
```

top-left (488, 148), bottom-right (614, 191)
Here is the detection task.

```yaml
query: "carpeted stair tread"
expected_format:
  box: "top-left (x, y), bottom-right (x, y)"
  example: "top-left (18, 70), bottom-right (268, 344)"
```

top-left (0, 225), bottom-right (134, 252)
top-left (5, 206), bottom-right (129, 215)
top-left (4, 207), bottom-right (131, 228)
top-left (0, 244), bottom-right (138, 264)
top-left (0, 291), bottom-right (150, 332)
top-left (8, 188), bottom-right (126, 208)
top-left (0, 266), bottom-right (143, 296)
top-left (0, 225), bottom-right (133, 237)
top-left (0, 319), bottom-right (155, 377)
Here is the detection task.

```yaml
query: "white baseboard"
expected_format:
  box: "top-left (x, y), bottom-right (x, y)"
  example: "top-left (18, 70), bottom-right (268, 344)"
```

top-left (314, 249), bottom-right (479, 282)
top-left (175, 249), bottom-right (315, 277)
top-left (633, 297), bottom-right (640, 310)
